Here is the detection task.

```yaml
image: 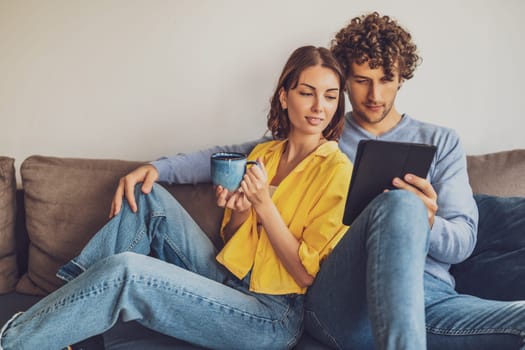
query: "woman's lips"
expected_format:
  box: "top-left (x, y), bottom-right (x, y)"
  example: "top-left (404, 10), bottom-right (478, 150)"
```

top-left (305, 116), bottom-right (324, 126)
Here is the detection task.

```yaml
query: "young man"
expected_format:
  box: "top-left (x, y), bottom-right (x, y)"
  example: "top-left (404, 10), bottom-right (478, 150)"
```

top-left (110, 12), bottom-right (525, 350)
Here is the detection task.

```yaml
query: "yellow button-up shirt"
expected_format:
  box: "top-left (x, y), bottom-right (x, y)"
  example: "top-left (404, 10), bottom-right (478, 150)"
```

top-left (216, 140), bottom-right (352, 295)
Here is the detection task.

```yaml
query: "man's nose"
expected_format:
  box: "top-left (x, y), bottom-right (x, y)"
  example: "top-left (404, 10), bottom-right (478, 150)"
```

top-left (368, 83), bottom-right (380, 101)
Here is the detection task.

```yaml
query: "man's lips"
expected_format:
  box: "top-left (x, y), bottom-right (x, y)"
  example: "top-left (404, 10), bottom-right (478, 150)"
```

top-left (365, 104), bottom-right (383, 112)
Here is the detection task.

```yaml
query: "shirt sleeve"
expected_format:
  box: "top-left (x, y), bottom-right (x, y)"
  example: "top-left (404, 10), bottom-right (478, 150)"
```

top-left (298, 161), bottom-right (352, 277)
top-left (428, 131), bottom-right (478, 264)
top-left (150, 138), bottom-right (268, 184)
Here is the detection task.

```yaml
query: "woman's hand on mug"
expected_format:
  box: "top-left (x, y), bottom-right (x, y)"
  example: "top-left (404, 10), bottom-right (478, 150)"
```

top-left (240, 158), bottom-right (270, 209)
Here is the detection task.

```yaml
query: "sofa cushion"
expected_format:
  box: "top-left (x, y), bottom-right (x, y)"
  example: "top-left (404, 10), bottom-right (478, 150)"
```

top-left (0, 157), bottom-right (18, 294)
top-left (17, 156), bottom-right (144, 295)
top-left (17, 155), bottom-right (223, 295)
top-left (467, 149), bottom-right (525, 196)
top-left (452, 194), bottom-right (525, 301)
top-left (452, 149), bottom-right (525, 301)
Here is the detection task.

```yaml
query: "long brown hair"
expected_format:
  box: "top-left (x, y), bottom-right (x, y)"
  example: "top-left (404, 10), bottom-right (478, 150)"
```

top-left (267, 46), bottom-right (346, 141)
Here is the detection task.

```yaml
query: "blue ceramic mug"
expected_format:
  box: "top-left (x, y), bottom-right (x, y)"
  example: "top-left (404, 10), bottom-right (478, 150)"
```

top-left (210, 152), bottom-right (258, 192)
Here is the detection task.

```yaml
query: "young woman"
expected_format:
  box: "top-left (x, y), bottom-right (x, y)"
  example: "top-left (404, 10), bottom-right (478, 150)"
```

top-left (0, 46), bottom-right (352, 350)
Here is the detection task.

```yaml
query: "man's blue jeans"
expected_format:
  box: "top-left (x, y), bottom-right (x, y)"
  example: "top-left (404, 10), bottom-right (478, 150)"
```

top-left (305, 192), bottom-right (525, 350)
top-left (0, 184), bottom-right (303, 350)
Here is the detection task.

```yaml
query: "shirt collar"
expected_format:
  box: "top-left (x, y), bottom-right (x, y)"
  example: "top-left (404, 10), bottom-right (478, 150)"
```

top-left (267, 139), bottom-right (339, 172)
top-left (267, 139), bottom-right (338, 157)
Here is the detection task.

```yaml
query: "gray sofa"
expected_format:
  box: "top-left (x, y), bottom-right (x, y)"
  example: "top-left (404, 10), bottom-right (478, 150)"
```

top-left (0, 149), bottom-right (524, 349)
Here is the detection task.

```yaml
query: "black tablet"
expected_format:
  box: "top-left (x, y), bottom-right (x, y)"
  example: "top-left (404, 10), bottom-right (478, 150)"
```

top-left (342, 140), bottom-right (437, 226)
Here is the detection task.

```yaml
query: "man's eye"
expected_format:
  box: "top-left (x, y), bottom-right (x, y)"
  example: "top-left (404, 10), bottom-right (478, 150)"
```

top-left (381, 78), bottom-right (394, 83)
top-left (355, 80), bottom-right (367, 84)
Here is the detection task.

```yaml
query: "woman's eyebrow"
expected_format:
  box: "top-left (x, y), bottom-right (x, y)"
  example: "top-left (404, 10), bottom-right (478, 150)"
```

top-left (299, 83), bottom-right (339, 92)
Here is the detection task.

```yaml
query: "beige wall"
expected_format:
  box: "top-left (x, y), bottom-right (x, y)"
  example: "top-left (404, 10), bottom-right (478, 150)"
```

top-left (1, 0), bottom-right (524, 177)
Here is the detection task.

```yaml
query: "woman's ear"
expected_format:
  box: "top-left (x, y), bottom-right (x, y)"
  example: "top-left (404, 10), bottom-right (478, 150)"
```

top-left (279, 88), bottom-right (287, 110)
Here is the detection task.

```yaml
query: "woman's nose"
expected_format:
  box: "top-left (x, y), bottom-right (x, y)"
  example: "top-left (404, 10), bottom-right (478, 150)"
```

top-left (312, 96), bottom-right (323, 113)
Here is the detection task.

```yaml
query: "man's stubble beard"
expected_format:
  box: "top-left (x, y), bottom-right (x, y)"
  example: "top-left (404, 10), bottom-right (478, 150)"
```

top-left (351, 101), bottom-right (394, 126)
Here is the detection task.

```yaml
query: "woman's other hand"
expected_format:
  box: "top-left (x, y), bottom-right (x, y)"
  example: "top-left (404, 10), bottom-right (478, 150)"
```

top-left (215, 185), bottom-right (252, 213)
top-left (109, 164), bottom-right (159, 218)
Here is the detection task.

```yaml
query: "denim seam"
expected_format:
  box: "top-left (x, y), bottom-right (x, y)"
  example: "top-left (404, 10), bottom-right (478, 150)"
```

top-left (285, 322), bottom-right (304, 349)
top-left (148, 209), bottom-right (196, 271)
top-left (21, 282), bottom-right (114, 322)
top-left (68, 259), bottom-right (88, 272)
top-left (163, 233), bottom-right (194, 271)
top-left (426, 325), bottom-right (525, 337)
top-left (56, 259), bottom-right (88, 281)
top-left (304, 309), bottom-right (343, 349)
top-left (150, 210), bottom-right (166, 218)
top-left (279, 296), bottom-right (304, 348)
top-left (135, 278), bottom-right (282, 325)
top-left (136, 276), bottom-right (284, 324)
top-left (0, 312), bottom-right (23, 350)
top-left (16, 276), bottom-right (283, 328)
top-left (367, 210), bottom-right (387, 350)
top-left (126, 225), bottom-right (148, 251)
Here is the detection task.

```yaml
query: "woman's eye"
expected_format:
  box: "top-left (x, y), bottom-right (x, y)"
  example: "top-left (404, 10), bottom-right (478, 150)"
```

top-left (299, 92), bottom-right (313, 96)
top-left (326, 95), bottom-right (337, 100)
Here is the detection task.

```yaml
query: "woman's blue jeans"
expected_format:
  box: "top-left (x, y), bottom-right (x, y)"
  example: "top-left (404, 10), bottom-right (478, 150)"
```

top-left (0, 184), bottom-right (303, 350)
top-left (305, 191), bottom-right (525, 350)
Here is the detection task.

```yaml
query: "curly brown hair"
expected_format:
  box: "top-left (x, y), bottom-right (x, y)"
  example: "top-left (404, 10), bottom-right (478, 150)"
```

top-left (267, 46), bottom-right (346, 141)
top-left (331, 12), bottom-right (421, 81)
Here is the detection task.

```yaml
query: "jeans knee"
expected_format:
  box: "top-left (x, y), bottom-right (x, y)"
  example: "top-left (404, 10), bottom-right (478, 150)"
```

top-left (132, 183), bottom-right (182, 213)
top-left (103, 252), bottom-right (147, 278)
top-left (381, 189), bottom-right (421, 206)
top-left (132, 183), bottom-right (160, 203)
top-left (370, 190), bottom-right (430, 245)
top-left (377, 190), bottom-right (427, 220)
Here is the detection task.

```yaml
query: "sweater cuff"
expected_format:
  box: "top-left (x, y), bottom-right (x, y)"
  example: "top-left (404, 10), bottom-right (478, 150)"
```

top-left (150, 158), bottom-right (171, 183)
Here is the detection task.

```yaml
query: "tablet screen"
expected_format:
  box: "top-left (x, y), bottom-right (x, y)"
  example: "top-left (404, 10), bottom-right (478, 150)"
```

top-left (342, 140), bottom-right (437, 226)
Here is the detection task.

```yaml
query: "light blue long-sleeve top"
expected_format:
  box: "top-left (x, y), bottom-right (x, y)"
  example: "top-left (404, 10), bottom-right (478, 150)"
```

top-left (152, 113), bottom-right (478, 287)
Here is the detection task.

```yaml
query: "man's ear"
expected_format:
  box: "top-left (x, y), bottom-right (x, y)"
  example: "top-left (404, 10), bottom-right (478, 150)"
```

top-left (279, 88), bottom-right (287, 109)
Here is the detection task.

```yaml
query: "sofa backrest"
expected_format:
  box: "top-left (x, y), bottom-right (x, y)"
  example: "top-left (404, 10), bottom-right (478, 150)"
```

top-left (467, 149), bottom-right (525, 197)
top-left (4, 149), bottom-right (525, 295)
top-left (15, 155), bottom-right (224, 295)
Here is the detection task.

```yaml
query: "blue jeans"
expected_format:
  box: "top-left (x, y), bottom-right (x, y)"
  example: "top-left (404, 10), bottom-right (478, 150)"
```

top-left (305, 191), bottom-right (525, 350)
top-left (0, 184), bottom-right (303, 350)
